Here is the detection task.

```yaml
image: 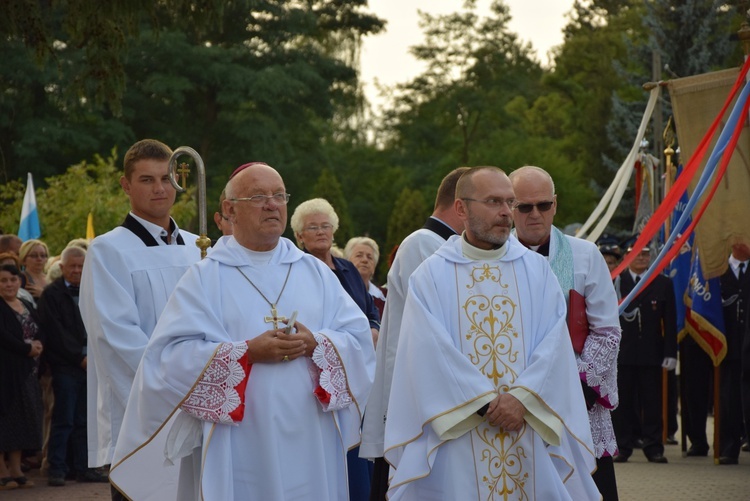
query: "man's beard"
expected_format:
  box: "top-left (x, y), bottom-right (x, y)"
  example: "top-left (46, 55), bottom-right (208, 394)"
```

top-left (467, 214), bottom-right (511, 247)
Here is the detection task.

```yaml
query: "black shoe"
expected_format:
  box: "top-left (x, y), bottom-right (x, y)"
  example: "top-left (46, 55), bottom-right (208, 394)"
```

top-left (646, 453), bottom-right (668, 463)
top-left (742, 442), bottom-right (750, 452)
top-left (686, 446), bottom-right (708, 457)
top-left (718, 456), bottom-right (738, 465)
top-left (76, 470), bottom-right (109, 483)
top-left (612, 453), bottom-right (629, 463)
top-left (47, 475), bottom-right (65, 487)
top-left (666, 435), bottom-right (678, 445)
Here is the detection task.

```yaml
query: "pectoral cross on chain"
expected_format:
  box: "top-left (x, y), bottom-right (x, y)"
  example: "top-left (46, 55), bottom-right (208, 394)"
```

top-left (264, 304), bottom-right (287, 329)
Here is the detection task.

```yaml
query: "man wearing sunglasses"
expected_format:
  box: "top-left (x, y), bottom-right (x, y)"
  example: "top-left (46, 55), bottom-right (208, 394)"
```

top-left (510, 166), bottom-right (623, 500)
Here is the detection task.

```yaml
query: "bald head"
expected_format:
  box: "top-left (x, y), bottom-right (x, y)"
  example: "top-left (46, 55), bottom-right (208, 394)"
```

top-left (509, 166), bottom-right (555, 197)
top-left (223, 163), bottom-right (288, 251)
top-left (509, 166), bottom-right (557, 246)
top-left (454, 167), bottom-right (514, 250)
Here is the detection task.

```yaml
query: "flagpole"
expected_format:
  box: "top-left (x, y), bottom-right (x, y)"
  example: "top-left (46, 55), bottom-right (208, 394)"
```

top-left (713, 365), bottom-right (721, 465)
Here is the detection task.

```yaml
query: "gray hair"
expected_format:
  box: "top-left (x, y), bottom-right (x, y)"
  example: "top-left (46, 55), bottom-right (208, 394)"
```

top-left (344, 237), bottom-right (380, 264)
top-left (61, 245), bottom-right (86, 264)
top-left (290, 198), bottom-right (340, 247)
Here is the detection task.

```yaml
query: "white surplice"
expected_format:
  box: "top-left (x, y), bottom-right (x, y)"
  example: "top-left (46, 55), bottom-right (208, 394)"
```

top-left (384, 235), bottom-right (599, 501)
top-left (80, 221), bottom-right (200, 468)
top-left (109, 237), bottom-right (375, 501)
top-left (553, 233), bottom-right (621, 458)
top-left (361, 226), bottom-right (448, 459)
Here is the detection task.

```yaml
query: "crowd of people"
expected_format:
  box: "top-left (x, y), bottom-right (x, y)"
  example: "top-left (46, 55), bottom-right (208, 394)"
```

top-left (0, 138), bottom-right (748, 500)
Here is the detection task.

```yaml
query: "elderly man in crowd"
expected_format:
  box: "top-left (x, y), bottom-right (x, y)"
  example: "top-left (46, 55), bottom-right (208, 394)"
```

top-left (509, 165), bottom-right (621, 500)
top-left (38, 246), bottom-right (108, 487)
top-left (109, 162), bottom-right (375, 500)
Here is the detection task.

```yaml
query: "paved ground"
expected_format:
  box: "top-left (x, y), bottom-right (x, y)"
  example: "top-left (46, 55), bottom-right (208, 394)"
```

top-left (3, 426), bottom-right (748, 500)
top-left (614, 443), bottom-right (749, 500)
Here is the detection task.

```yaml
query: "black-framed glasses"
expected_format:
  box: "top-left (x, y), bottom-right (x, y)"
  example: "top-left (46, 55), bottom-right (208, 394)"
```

top-left (513, 201), bottom-right (554, 214)
top-left (229, 193), bottom-right (290, 207)
top-left (461, 198), bottom-right (515, 209)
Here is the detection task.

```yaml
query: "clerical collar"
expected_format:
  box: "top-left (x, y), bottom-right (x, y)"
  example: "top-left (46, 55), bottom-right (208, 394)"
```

top-left (129, 212), bottom-right (180, 245)
top-left (236, 240), bottom-right (280, 266)
top-left (518, 237), bottom-right (550, 257)
top-left (460, 232), bottom-right (508, 261)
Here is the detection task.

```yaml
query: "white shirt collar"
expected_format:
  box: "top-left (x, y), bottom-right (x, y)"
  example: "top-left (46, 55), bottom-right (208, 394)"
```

top-left (129, 212), bottom-right (180, 245)
top-left (728, 255), bottom-right (749, 274)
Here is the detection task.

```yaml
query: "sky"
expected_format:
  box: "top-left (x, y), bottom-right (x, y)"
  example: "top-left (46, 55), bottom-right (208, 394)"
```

top-left (360, 0), bottom-right (576, 110)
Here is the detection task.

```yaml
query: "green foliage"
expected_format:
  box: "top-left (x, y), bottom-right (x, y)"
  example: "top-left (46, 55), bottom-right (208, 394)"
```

top-left (383, 188), bottom-right (429, 277)
top-left (310, 168), bottom-right (353, 245)
top-left (0, 1), bottom-right (385, 189)
top-left (0, 178), bottom-right (25, 237)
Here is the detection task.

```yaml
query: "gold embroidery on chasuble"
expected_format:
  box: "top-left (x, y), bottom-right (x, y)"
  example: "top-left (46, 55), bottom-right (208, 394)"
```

top-left (458, 262), bottom-right (530, 501)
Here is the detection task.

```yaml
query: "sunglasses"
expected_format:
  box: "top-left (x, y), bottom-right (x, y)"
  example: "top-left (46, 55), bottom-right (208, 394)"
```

top-left (514, 201), bottom-right (554, 214)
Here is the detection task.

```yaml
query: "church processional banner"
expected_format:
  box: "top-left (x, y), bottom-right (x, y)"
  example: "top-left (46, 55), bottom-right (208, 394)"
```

top-left (669, 68), bottom-right (750, 279)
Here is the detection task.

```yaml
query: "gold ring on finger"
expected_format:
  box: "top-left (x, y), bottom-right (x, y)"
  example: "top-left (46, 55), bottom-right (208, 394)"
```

top-left (283, 355), bottom-right (289, 362)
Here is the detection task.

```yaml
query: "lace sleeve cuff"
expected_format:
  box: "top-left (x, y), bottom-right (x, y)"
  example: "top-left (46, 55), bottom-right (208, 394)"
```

top-left (311, 333), bottom-right (353, 412)
top-left (577, 326), bottom-right (620, 409)
top-left (180, 342), bottom-right (251, 424)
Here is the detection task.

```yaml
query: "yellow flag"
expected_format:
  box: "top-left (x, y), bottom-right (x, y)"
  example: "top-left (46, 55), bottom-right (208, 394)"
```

top-left (86, 212), bottom-right (95, 241)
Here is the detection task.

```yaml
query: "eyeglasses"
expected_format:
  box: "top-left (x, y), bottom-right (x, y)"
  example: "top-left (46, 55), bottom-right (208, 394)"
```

top-left (27, 253), bottom-right (48, 259)
top-left (303, 223), bottom-right (334, 233)
top-left (229, 193), bottom-right (290, 207)
top-left (513, 201), bottom-right (554, 214)
top-left (461, 198), bottom-right (515, 209)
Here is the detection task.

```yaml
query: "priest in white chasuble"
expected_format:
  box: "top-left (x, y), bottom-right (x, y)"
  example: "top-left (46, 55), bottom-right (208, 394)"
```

top-left (109, 162), bottom-right (375, 501)
top-left (384, 167), bottom-right (600, 501)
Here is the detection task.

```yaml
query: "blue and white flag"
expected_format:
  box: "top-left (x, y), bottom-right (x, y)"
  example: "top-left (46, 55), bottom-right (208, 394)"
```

top-left (18, 172), bottom-right (41, 241)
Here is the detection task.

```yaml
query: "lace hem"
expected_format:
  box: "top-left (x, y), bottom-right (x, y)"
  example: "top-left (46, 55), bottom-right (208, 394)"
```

top-left (311, 333), bottom-right (352, 411)
top-left (589, 404), bottom-right (618, 458)
top-left (180, 342), bottom-right (250, 424)
top-left (577, 325), bottom-right (620, 409)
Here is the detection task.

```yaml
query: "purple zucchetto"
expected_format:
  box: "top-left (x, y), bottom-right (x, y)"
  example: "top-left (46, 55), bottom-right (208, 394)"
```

top-left (229, 162), bottom-right (270, 179)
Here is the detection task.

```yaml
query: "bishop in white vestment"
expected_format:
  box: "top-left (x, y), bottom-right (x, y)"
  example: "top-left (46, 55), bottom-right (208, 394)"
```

top-left (383, 167), bottom-right (599, 501)
top-left (109, 162), bottom-right (375, 500)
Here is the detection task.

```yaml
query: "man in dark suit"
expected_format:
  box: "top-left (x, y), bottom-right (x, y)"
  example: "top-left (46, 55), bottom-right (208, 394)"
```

top-left (719, 243), bottom-right (750, 464)
top-left (612, 244), bottom-right (677, 463)
top-left (38, 246), bottom-right (107, 486)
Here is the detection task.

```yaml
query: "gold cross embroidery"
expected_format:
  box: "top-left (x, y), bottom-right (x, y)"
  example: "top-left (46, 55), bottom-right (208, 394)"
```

top-left (264, 304), bottom-right (288, 329)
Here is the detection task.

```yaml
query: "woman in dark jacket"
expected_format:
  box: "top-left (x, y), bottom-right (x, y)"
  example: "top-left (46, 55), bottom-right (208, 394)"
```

top-left (0, 264), bottom-right (44, 490)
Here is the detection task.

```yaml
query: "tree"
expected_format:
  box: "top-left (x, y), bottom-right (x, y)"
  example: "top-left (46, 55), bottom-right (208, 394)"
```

top-left (380, 0), bottom-right (544, 187)
top-left (310, 168), bottom-right (354, 245)
top-left (0, 1), bottom-right (385, 194)
top-left (382, 187), bottom-right (429, 277)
